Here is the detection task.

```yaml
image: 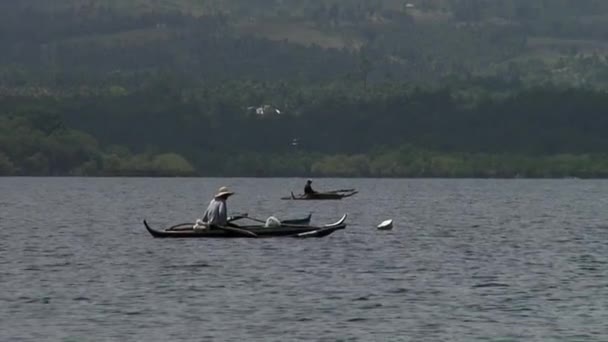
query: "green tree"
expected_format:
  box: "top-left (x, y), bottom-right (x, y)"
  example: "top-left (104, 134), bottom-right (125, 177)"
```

top-left (0, 152), bottom-right (15, 175)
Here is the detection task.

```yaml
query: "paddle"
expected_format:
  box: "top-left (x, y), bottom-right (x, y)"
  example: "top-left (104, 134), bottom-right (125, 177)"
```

top-left (231, 214), bottom-right (284, 225)
top-left (216, 223), bottom-right (258, 238)
top-left (234, 216), bottom-right (318, 229)
top-left (239, 216), bottom-right (267, 224)
top-left (227, 213), bottom-right (249, 222)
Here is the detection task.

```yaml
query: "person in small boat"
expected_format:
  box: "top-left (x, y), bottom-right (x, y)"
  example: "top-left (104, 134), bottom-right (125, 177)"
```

top-left (304, 179), bottom-right (317, 197)
top-left (194, 186), bottom-right (234, 229)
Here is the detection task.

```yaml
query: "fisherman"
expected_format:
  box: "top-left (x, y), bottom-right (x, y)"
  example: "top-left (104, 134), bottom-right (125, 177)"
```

top-left (194, 186), bottom-right (234, 229)
top-left (304, 179), bottom-right (317, 196)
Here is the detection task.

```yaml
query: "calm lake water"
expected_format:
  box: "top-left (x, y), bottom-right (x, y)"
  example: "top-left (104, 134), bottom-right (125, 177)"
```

top-left (1, 178), bottom-right (607, 341)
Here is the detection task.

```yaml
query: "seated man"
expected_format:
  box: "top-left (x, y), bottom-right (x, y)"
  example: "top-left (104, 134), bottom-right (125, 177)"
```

top-left (195, 186), bottom-right (234, 229)
top-left (304, 179), bottom-right (317, 197)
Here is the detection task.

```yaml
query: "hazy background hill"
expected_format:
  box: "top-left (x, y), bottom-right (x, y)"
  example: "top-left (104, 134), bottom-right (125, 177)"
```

top-left (3, 0), bottom-right (608, 88)
top-left (3, 0), bottom-right (608, 177)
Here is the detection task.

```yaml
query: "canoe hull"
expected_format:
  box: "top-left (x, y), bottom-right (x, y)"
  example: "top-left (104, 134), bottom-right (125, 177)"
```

top-left (282, 191), bottom-right (358, 200)
top-left (282, 214), bottom-right (312, 225)
top-left (144, 215), bottom-right (347, 238)
top-left (163, 214), bottom-right (312, 231)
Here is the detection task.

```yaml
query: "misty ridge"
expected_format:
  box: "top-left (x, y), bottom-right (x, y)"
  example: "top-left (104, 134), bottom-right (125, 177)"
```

top-left (3, 0), bottom-right (608, 86)
top-left (2, 0), bottom-right (608, 177)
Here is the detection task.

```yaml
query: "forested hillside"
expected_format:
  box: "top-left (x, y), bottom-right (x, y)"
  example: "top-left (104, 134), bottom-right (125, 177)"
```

top-left (2, 0), bottom-right (608, 177)
top-left (4, 0), bottom-right (608, 87)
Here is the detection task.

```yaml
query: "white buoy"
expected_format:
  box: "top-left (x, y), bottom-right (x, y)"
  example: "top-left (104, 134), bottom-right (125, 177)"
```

top-left (377, 219), bottom-right (393, 230)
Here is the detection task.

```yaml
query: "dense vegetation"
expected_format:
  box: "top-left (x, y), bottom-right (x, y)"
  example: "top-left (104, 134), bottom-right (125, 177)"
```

top-left (4, 0), bottom-right (608, 87)
top-left (3, 82), bottom-right (608, 177)
top-left (2, 0), bottom-right (608, 177)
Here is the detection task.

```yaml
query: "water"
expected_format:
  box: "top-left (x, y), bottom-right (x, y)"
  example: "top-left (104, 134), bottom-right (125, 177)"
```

top-left (1, 178), bottom-right (607, 341)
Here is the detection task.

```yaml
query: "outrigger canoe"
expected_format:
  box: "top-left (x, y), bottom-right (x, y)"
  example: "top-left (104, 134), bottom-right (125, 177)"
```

top-left (155, 213), bottom-right (312, 232)
top-left (282, 190), bottom-right (358, 200)
top-left (144, 214), bottom-right (347, 238)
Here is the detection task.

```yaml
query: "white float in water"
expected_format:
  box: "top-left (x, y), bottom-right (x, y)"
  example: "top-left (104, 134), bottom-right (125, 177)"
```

top-left (377, 219), bottom-right (393, 230)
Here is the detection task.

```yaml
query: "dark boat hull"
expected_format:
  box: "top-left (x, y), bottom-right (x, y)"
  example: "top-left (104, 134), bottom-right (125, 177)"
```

top-left (163, 214), bottom-right (312, 231)
top-left (282, 191), bottom-right (358, 200)
top-left (144, 215), bottom-right (347, 238)
top-left (280, 214), bottom-right (311, 224)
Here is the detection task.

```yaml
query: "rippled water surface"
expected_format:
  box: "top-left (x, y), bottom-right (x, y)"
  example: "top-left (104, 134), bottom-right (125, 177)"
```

top-left (1, 178), bottom-right (607, 341)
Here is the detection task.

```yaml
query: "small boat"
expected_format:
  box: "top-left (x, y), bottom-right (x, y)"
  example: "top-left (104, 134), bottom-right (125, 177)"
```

top-left (161, 213), bottom-right (312, 231)
top-left (377, 219), bottom-right (393, 230)
top-left (282, 190), bottom-right (358, 200)
top-left (144, 214), bottom-right (348, 238)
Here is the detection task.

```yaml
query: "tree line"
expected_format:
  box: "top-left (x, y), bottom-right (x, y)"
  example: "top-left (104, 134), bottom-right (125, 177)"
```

top-left (2, 81), bottom-right (608, 177)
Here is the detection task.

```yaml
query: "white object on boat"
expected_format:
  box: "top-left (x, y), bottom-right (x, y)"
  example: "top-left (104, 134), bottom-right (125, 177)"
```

top-left (377, 219), bottom-right (393, 230)
top-left (264, 216), bottom-right (282, 227)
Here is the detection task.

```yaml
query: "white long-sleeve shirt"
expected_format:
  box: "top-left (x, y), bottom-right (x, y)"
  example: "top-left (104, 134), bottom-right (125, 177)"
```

top-left (202, 198), bottom-right (228, 226)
